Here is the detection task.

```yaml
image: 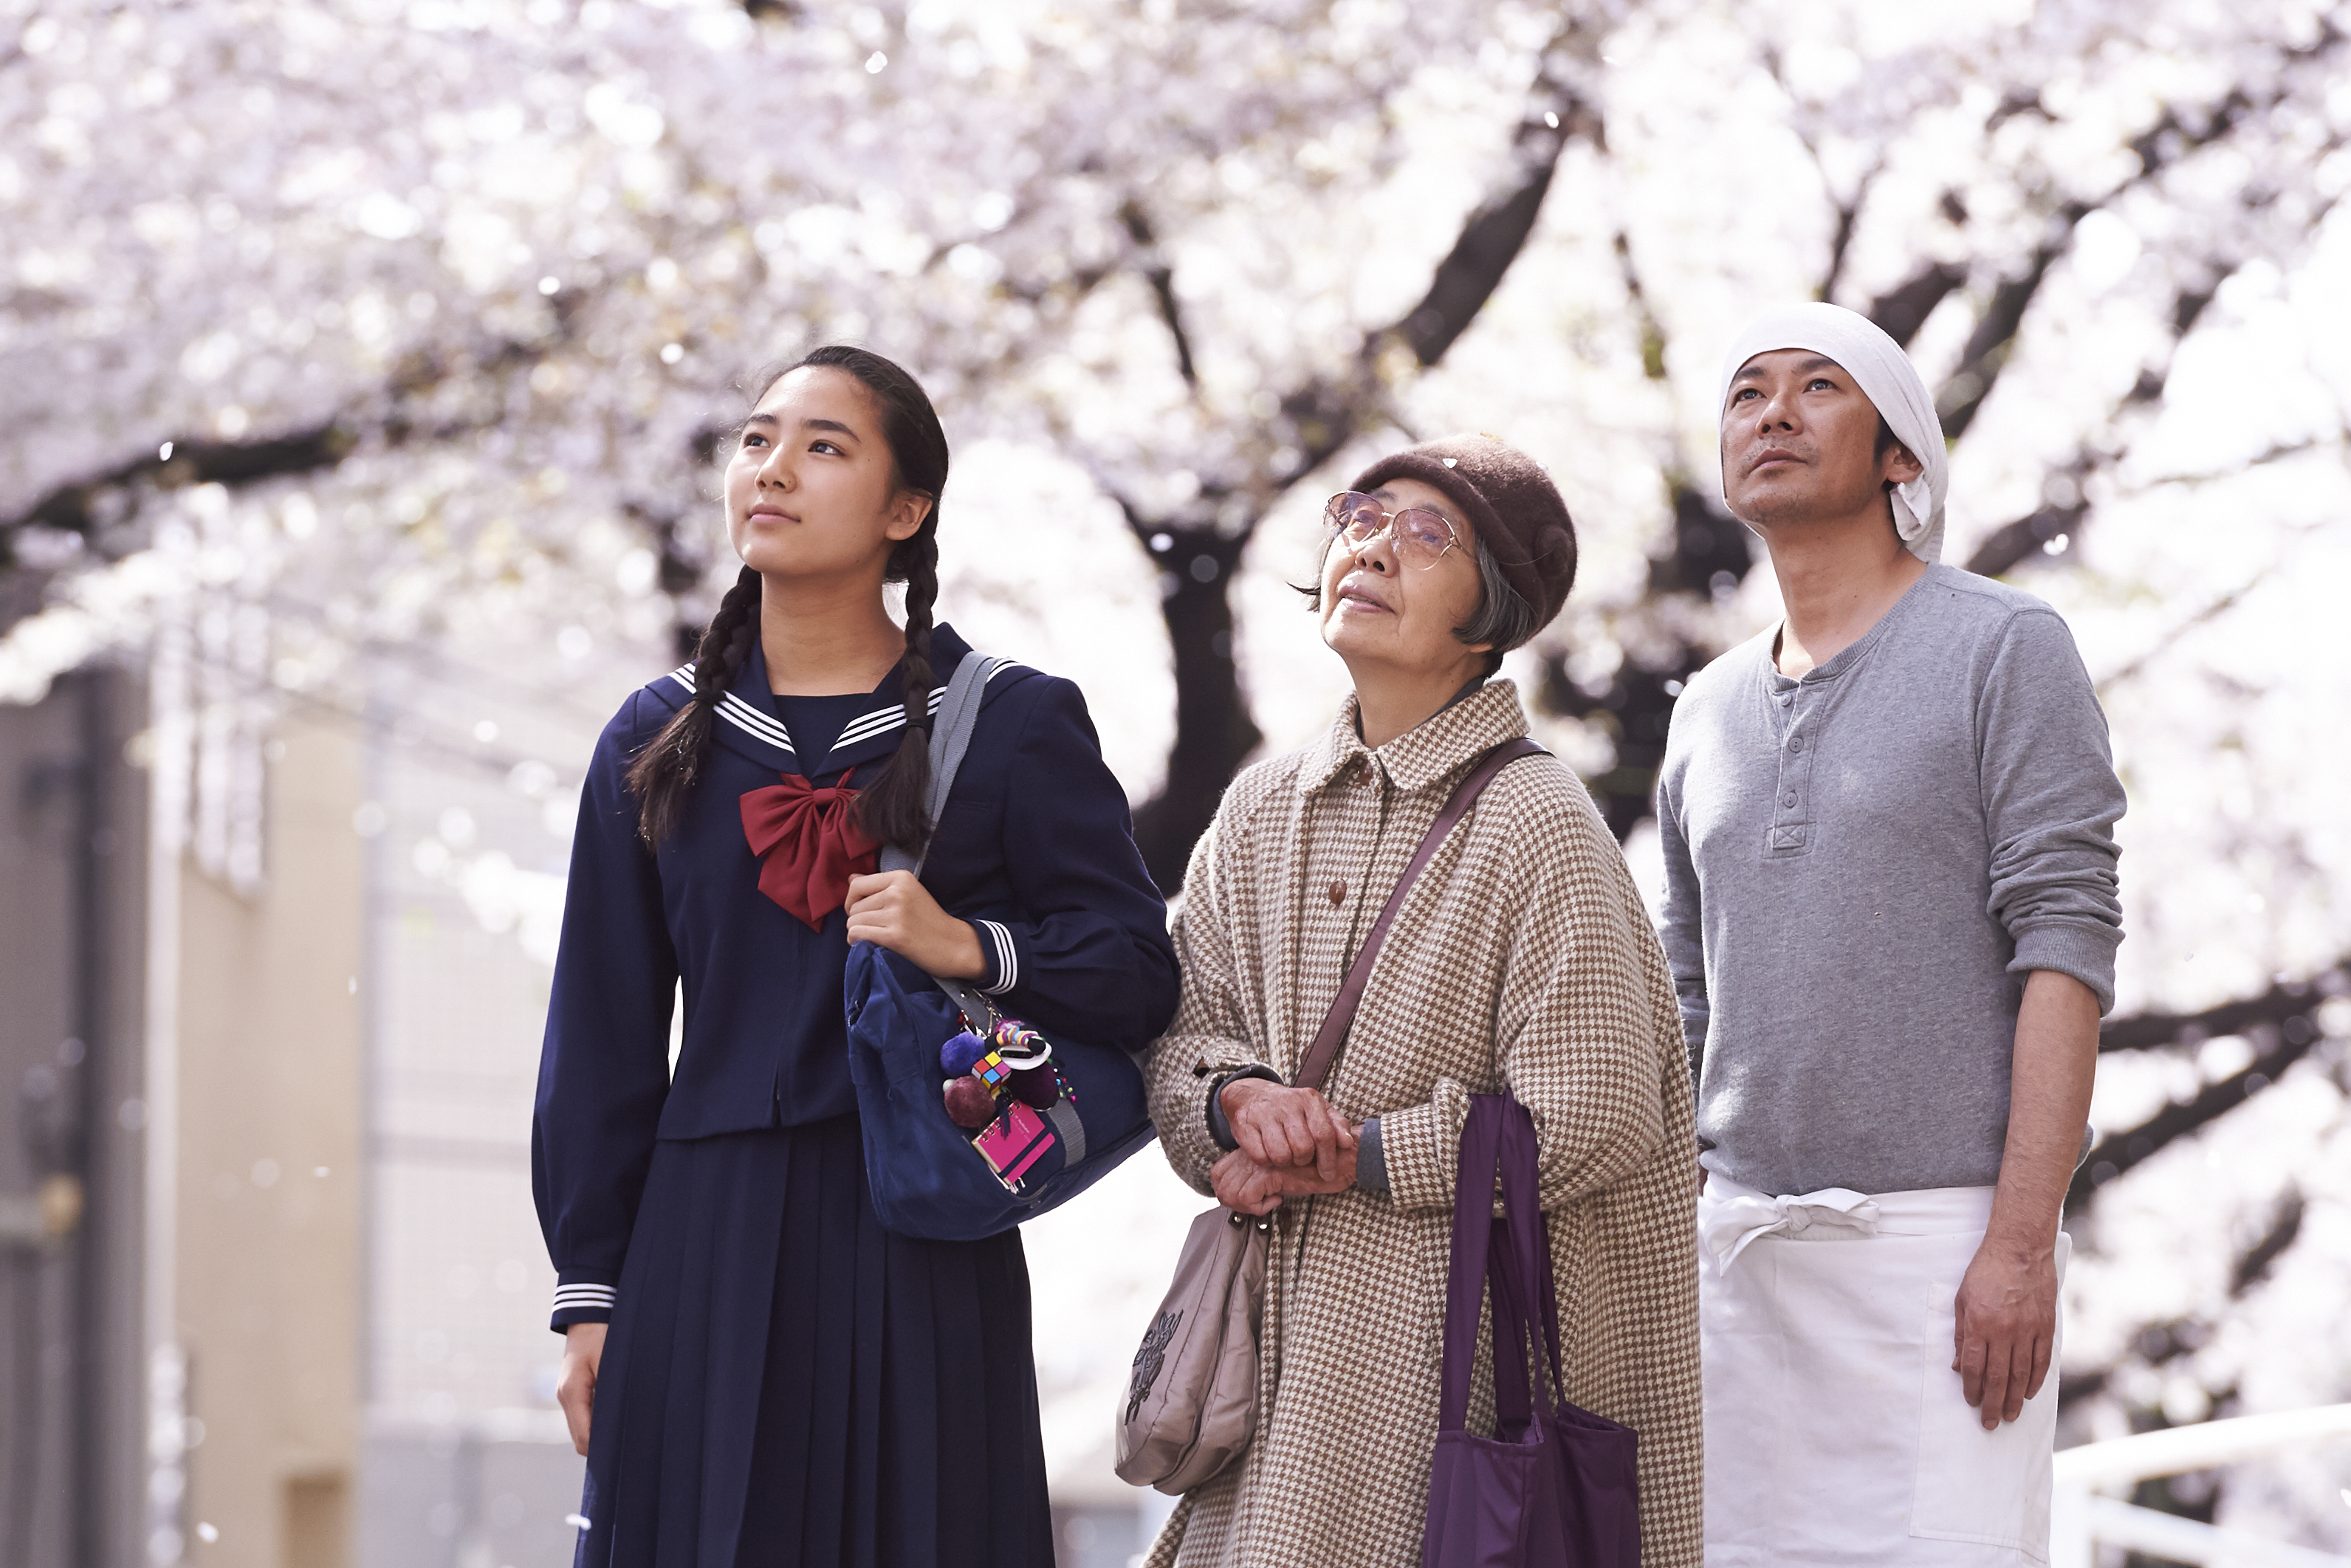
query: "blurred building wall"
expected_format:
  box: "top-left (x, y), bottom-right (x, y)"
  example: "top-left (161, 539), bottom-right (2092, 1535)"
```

top-left (170, 712), bottom-right (365, 1567)
top-left (0, 669), bottom-right (152, 1568)
top-left (351, 672), bottom-right (587, 1568)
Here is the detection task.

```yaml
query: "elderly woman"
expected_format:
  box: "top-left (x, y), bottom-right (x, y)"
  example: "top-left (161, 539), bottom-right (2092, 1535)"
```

top-left (1142, 438), bottom-right (1701, 1568)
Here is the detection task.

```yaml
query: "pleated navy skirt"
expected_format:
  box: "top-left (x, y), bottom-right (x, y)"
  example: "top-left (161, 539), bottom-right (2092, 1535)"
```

top-left (574, 1114), bottom-right (1054, 1568)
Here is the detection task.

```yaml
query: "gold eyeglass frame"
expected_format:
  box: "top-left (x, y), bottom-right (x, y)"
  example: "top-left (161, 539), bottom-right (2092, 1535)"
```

top-left (1321, 492), bottom-right (1463, 571)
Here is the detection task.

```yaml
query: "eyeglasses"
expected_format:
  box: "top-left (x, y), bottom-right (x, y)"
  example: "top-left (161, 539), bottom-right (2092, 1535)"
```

top-left (1322, 492), bottom-right (1462, 571)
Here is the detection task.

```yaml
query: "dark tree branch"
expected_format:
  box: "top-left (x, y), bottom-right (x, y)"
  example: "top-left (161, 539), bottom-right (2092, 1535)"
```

top-left (2097, 962), bottom-right (2347, 1053)
top-left (2059, 1187), bottom-right (2301, 1416)
top-left (1614, 231), bottom-right (1669, 382)
top-left (1121, 201), bottom-right (1198, 389)
top-left (1768, 68), bottom-right (1884, 306)
top-left (1961, 490), bottom-right (2090, 578)
top-left (2229, 1187), bottom-right (2304, 1296)
top-left (2067, 1008), bottom-right (2338, 1215)
top-left (0, 335), bottom-right (549, 571)
top-left (1534, 221), bottom-right (1747, 839)
top-left (1533, 22), bottom-right (2344, 838)
top-left (1929, 24), bottom-right (2344, 450)
top-left (1395, 39), bottom-right (1597, 368)
top-left (1865, 258), bottom-right (1967, 349)
top-left (1935, 224), bottom-right (2073, 439)
top-left (1960, 251), bottom-right (2280, 577)
top-left (1820, 183), bottom-right (1866, 303)
top-left (4, 422), bottom-right (352, 568)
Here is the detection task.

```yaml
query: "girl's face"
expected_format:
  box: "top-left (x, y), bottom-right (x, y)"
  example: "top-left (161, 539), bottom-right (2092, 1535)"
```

top-left (1317, 476), bottom-right (1492, 684)
top-left (723, 365), bottom-right (929, 583)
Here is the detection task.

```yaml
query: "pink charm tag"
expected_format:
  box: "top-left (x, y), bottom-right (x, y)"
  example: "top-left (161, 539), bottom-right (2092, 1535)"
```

top-left (972, 1100), bottom-right (1057, 1192)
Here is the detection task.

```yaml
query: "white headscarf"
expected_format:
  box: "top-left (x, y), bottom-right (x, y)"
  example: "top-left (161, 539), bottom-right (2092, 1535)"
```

top-left (1717, 302), bottom-right (1948, 563)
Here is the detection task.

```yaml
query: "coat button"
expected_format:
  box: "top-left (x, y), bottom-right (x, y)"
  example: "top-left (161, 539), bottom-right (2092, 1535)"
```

top-left (1782, 792), bottom-right (1798, 808)
top-left (1788, 737), bottom-right (1804, 754)
top-left (1328, 879), bottom-right (1346, 907)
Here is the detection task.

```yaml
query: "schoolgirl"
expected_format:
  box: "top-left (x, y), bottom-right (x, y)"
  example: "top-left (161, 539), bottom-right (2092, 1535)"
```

top-left (532, 345), bottom-right (1179, 1567)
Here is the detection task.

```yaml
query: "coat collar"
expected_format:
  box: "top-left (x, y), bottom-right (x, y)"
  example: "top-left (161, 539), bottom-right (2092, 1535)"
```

top-left (1295, 678), bottom-right (1532, 797)
top-left (650, 622), bottom-right (1006, 779)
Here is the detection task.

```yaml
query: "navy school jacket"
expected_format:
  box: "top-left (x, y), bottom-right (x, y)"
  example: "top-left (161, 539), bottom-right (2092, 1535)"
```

top-left (531, 623), bottom-right (1180, 1325)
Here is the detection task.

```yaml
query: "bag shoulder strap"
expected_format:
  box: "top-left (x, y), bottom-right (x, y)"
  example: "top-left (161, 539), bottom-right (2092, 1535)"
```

top-left (878, 649), bottom-right (998, 878)
top-left (877, 650), bottom-right (1001, 1023)
top-left (1292, 736), bottom-right (1546, 1093)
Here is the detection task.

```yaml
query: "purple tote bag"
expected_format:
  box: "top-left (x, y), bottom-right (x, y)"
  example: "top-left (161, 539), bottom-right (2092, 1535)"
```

top-left (1421, 1095), bottom-right (1641, 1568)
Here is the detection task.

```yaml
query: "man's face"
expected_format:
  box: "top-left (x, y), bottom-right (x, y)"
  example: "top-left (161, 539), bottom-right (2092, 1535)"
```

top-left (1719, 350), bottom-right (1921, 531)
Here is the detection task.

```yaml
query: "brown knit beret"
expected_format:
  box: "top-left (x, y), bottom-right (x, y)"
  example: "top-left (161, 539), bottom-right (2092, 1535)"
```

top-left (1348, 436), bottom-right (1578, 633)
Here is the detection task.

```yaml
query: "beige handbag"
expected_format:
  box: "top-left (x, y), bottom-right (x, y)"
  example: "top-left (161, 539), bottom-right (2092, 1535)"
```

top-left (1113, 738), bottom-right (1543, 1496)
top-left (1113, 1201), bottom-right (1273, 1493)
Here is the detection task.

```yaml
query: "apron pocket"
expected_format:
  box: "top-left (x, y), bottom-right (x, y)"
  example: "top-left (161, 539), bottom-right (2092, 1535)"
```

top-left (1907, 1234), bottom-right (2069, 1563)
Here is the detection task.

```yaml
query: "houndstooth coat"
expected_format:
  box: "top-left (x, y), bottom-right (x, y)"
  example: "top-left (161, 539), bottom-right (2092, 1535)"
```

top-left (1141, 682), bottom-right (1701, 1568)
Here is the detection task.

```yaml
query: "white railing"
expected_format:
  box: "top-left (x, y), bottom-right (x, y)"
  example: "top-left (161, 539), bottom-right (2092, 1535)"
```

top-left (2051, 1405), bottom-right (2351, 1568)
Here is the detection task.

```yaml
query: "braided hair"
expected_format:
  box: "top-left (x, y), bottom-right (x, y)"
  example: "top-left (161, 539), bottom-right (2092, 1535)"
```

top-left (625, 345), bottom-right (948, 851)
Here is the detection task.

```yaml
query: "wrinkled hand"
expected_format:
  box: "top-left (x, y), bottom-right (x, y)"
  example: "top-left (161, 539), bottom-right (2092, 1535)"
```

top-left (1211, 1146), bottom-right (1358, 1216)
top-left (845, 870), bottom-right (985, 980)
top-left (1952, 1235), bottom-right (2059, 1429)
top-left (1219, 1078), bottom-right (1356, 1183)
top-left (557, 1321), bottom-right (607, 1457)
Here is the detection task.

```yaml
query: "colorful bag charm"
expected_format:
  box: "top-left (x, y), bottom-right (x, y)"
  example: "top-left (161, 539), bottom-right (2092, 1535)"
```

top-left (928, 1005), bottom-right (1085, 1192)
top-left (973, 1100), bottom-right (1057, 1189)
top-left (989, 1017), bottom-right (1051, 1065)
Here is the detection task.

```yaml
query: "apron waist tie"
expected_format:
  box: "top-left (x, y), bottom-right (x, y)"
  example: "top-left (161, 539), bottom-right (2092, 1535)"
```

top-left (1700, 1186), bottom-right (1881, 1269)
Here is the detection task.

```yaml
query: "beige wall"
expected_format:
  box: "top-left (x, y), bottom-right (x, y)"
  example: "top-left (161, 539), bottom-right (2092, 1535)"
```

top-left (174, 716), bottom-right (364, 1568)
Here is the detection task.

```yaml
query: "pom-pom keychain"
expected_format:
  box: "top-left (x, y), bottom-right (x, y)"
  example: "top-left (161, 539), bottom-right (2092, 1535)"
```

top-left (934, 1012), bottom-right (1066, 1146)
top-left (942, 1075), bottom-right (998, 1129)
top-left (938, 1029), bottom-right (988, 1079)
top-left (1009, 1065), bottom-right (1060, 1110)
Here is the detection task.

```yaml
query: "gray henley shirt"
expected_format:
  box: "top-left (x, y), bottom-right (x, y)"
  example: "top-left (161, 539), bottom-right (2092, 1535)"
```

top-left (1657, 563), bottom-right (2125, 1196)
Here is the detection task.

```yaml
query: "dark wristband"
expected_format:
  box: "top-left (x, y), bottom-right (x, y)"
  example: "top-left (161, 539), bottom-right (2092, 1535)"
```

top-left (1355, 1116), bottom-right (1388, 1193)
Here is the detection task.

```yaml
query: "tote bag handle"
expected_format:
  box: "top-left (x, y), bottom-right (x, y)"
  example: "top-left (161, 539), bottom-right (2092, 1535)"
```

top-left (1436, 1095), bottom-right (1568, 1437)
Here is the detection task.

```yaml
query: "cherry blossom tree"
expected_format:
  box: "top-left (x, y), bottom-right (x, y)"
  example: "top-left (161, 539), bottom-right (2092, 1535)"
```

top-left (4, 0), bottom-right (2351, 1544)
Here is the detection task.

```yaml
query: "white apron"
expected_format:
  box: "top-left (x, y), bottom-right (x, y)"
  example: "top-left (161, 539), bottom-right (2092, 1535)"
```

top-left (1698, 1175), bottom-right (2068, 1568)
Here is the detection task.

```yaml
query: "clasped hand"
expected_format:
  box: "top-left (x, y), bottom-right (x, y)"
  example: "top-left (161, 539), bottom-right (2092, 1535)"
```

top-left (1210, 1079), bottom-right (1359, 1215)
top-left (844, 870), bottom-right (985, 980)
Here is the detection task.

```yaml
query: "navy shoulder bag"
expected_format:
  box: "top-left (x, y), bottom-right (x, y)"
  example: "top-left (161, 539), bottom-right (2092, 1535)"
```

top-left (844, 650), bottom-right (1155, 1240)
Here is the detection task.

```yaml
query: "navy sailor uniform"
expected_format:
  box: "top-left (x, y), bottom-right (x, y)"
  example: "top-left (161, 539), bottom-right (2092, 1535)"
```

top-left (532, 624), bottom-right (1178, 1567)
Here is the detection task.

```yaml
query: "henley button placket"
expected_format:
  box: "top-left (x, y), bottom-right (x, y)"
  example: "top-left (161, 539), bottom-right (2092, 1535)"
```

top-left (1767, 678), bottom-right (1816, 858)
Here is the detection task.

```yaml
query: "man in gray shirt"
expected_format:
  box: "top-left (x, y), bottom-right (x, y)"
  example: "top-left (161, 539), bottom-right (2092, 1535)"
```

top-left (1658, 303), bottom-right (2124, 1568)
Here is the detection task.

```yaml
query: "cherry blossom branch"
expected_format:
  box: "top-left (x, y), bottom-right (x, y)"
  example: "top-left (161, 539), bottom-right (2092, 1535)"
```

top-left (1106, 13), bottom-right (1609, 890)
top-left (2066, 962), bottom-right (2349, 1212)
top-left (0, 335), bottom-right (548, 571)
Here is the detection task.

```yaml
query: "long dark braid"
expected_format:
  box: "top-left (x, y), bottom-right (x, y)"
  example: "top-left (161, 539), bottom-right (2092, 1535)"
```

top-left (856, 529), bottom-right (938, 853)
top-left (625, 344), bottom-right (950, 852)
top-left (625, 565), bottom-right (763, 846)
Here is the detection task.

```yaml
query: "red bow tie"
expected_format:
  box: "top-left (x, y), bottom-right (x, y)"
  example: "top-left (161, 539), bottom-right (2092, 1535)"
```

top-left (740, 769), bottom-right (880, 930)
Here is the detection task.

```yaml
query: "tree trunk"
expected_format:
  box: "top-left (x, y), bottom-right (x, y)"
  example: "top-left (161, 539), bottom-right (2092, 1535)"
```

top-left (1129, 528), bottom-right (1257, 893)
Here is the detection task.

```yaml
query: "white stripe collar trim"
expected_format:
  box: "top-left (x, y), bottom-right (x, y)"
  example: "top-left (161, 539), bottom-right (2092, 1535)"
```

top-left (823, 663), bottom-right (1024, 760)
top-left (669, 661), bottom-right (1028, 762)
